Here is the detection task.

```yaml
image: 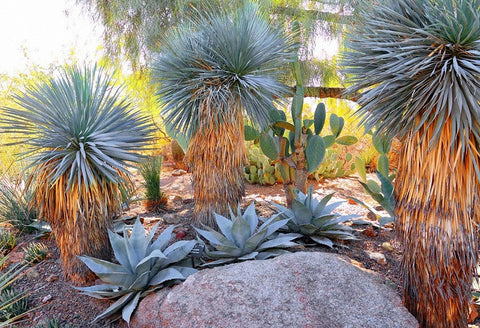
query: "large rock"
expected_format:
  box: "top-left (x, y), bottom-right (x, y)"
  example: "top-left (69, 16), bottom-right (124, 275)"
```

top-left (131, 252), bottom-right (418, 328)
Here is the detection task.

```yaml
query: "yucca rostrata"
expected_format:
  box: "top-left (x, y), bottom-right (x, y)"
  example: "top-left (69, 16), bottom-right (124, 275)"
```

top-left (0, 64), bottom-right (153, 284)
top-left (151, 3), bottom-right (293, 227)
top-left (343, 0), bottom-right (480, 326)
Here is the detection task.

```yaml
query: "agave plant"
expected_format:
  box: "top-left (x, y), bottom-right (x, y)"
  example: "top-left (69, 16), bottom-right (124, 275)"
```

top-left (195, 202), bottom-right (300, 267)
top-left (271, 187), bottom-right (357, 248)
top-left (152, 3), bottom-right (294, 227)
top-left (342, 0), bottom-right (480, 326)
top-left (77, 218), bottom-right (197, 324)
top-left (0, 64), bottom-right (154, 283)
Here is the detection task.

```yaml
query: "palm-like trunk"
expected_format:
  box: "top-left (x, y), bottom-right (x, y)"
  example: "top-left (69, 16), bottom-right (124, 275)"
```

top-left (185, 102), bottom-right (246, 227)
top-left (396, 119), bottom-right (479, 327)
top-left (36, 168), bottom-right (120, 285)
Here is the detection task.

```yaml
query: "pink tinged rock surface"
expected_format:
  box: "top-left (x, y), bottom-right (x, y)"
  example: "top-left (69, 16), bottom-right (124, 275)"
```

top-left (131, 252), bottom-right (419, 328)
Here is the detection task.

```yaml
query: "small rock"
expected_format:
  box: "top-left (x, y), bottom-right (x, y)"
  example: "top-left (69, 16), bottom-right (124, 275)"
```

top-left (46, 274), bottom-right (59, 283)
top-left (27, 268), bottom-right (40, 279)
top-left (374, 206), bottom-right (384, 211)
top-left (42, 294), bottom-right (53, 303)
top-left (367, 251), bottom-right (387, 265)
top-left (362, 226), bottom-right (378, 238)
top-left (347, 198), bottom-right (357, 205)
top-left (171, 195), bottom-right (183, 203)
top-left (382, 242), bottom-right (394, 252)
top-left (172, 169), bottom-right (187, 176)
top-left (176, 230), bottom-right (186, 239)
top-left (182, 198), bottom-right (194, 204)
top-left (163, 214), bottom-right (181, 224)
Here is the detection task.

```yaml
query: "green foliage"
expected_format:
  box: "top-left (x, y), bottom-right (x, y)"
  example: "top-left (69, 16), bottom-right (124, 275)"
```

top-left (23, 242), bottom-right (48, 264)
top-left (0, 63), bottom-right (154, 191)
top-left (343, 0), bottom-right (480, 158)
top-left (0, 231), bottom-right (16, 254)
top-left (0, 174), bottom-right (37, 231)
top-left (196, 203), bottom-right (300, 266)
top-left (139, 155), bottom-right (167, 211)
top-left (151, 3), bottom-right (294, 139)
top-left (271, 186), bottom-right (358, 248)
top-left (352, 134), bottom-right (396, 226)
top-left (77, 218), bottom-right (197, 324)
top-left (313, 149), bottom-right (355, 180)
top-left (0, 286), bottom-right (29, 321)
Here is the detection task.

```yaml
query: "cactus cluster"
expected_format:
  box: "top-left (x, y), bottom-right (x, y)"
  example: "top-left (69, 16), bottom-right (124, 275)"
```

top-left (313, 149), bottom-right (356, 180)
top-left (244, 146), bottom-right (279, 185)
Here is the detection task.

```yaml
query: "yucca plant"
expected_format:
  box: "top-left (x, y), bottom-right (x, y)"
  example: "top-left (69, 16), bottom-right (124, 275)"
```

top-left (23, 242), bottom-right (49, 264)
top-left (151, 3), bottom-right (294, 227)
top-left (0, 286), bottom-right (29, 321)
top-left (0, 255), bottom-right (29, 327)
top-left (77, 218), bottom-right (197, 324)
top-left (195, 202), bottom-right (300, 266)
top-left (271, 187), bottom-right (357, 248)
top-left (343, 0), bottom-right (480, 326)
top-left (0, 174), bottom-right (36, 231)
top-left (0, 230), bottom-right (16, 254)
top-left (139, 155), bottom-right (167, 211)
top-left (0, 64), bottom-right (154, 284)
top-left (34, 318), bottom-right (73, 328)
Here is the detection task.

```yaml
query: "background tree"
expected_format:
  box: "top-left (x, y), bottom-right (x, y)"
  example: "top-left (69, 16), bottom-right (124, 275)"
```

top-left (77, 0), bottom-right (356, 99)
top-left (0, 64), bottom-right (154, 284)
top-left (151, 3), bottom-right (294, 227)
top-left (343, 0), bottom-right (480, 326)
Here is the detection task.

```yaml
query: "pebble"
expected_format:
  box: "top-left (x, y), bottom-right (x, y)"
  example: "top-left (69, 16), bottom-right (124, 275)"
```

top-left (46, 274), bottom-right (59, 283)
top-left (42, 294), bottom-right (53, 303)
top-left (171, 195), bottom-right (183, 203)
top-left (367, 251), bottom-right (387, 265)
top-left (382, 242), bottom-right (394, 252)
top-left (27, 268), bottom-right (40, 278)
top-left (362, 226), bottom-right (378, 238)
top-left (163, 214), bottom-right (181, 224)
top-left (172, 169), bottom-right (187, 176)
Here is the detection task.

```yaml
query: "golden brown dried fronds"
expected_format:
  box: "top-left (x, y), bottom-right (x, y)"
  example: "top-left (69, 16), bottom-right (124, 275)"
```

top-left (396, 119), bottom-right (480, 327)
top-left (185, 100), bottom-right (246, 228)
top-left (33, 165), bottom-right (125, 285)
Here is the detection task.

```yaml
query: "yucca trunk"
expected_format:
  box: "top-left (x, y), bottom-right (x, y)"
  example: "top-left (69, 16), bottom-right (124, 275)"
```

top-left (35, 166), bottom-right (122, 285)
top-left (185, 101), bottom-right (246, 228)
top-left (396, 119), bottom-right (479, 327)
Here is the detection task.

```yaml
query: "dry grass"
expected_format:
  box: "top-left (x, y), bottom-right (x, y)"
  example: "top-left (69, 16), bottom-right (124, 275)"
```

top-left (396, 119), bottom-right (479, 327)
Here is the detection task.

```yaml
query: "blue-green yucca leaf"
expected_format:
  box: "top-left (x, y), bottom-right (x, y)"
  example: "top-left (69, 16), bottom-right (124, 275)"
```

top-left (342, 0), bottom-right (480, 154)
top-left (0, 64), bottom-right (154, 190)
top-left (151, 2), bottom-right (294, 139)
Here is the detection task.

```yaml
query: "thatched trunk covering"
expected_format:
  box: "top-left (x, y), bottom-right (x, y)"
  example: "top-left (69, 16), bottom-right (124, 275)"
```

top-left (35, 167), bottom-right (121, 285)
top-left (185, 102), bottom-right (246, 227)
top-left (396, 120), bottom-right (479, 327)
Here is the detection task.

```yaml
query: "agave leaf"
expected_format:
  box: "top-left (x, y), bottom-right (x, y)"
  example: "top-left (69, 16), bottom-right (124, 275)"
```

top-left (243, 228), bottom-right (268, 253)
top-left (231, 216), bottom-right (252, 248)
top-left (298, 223), bottom-right (319, 235)
top-left (108, 230), bottom-right (133, 272)
top-left (291, 199), bottom-right (313, 225)
top-left (125, 220), bottom-right (149, 268)
top-left (309, 236), bottom-right (334, 248)
top-left (200, 258), bottom-right (236, 267)
top-left (78, 256), bottom-right (134, 286)
top-left (93, 291), bottom-right (137, 323)
top-left (242, 202), bottom-right (258, 235)
top-left (128, 271), bottom-right (150, 291)
top-left (313, 193), bottom-right (334, 217)
top-left (75, 284), bottom-right (125, 299)
top-left (206, 247), bottom-right (243, 258)
top-left (121, 291), bottom-right (141, 324)
top-left (149, 267), bottom-right (186, 286)
top-left (312, 214), bottom-right (337, 227)
top-left (265, 218), bottom-right (291, 237)
top-left (149, 225), bottom-right (175, 253)
top-left (256, 249), bottom-right (290, 260)
top-left (321, 201), bottom-right (344, 215)
top-left (169, 266), bottom-right (197, 278)
top-left (163, 240), bottom-right (196, 265)
top-left (238, 251), bottom-right (259, 261)
top-left (195, 227), bottom-right (237, 248)
top-left (134, 249), bottom-right (167, 275)
top-left (215, 213), bottom-right (234, 242)
top-left (257, 234), bottom-right (299, 251)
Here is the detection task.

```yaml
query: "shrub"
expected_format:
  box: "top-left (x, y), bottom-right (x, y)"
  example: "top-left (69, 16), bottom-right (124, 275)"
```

top-left (0, 174), bottom-right (36, 231)
top-left (0, 231), bottom-right (16, 254)
top-left (23, 242), bottom-right (48, 264)
top-left (0, 286), bottom-right (28, 321)
top-left (139, 155), bottom-right (167, 211)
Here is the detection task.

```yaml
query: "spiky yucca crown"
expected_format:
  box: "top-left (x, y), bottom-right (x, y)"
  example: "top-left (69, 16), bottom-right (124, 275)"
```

top-left (343, 0), bottom-right (480, 154)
